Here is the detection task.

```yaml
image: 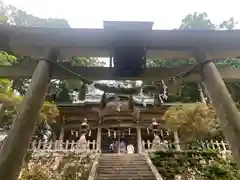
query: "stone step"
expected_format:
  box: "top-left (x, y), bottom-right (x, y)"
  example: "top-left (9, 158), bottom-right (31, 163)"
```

top-left (97, 174), bottom-right (154, 178)
top-left (99, 161), bottom-right (147, 164)
top-left (99, 159), bottom-right (145, 161)
top-left (95, 154), bottom-right (156, 180)
top-left (99, 161), bottom-right (146, 163)
top-left (99, 160), bottom-right (146, 162)
top-left (100, 158), bottom-right (145, 160)
top-left (99, 157), bottom-right (145, 159)
top-left (98, 165), bottom-right (148, 168)
top-left (97, 170), bottom-right (153, 174)
top-left (99, 164), bottom-right (148, 167)
top-left (101, 153), bottom-right (142, 157)
top-left (97, 167), bottom-right (152, 171)
top-left (99, 156), bottom-right (145, 158)
top-left (97, 177), bottom-right (155, 180)
top-left (100, 154), bottom-right (142, 157)
top-left (98, 164), bottom-right (149, 170)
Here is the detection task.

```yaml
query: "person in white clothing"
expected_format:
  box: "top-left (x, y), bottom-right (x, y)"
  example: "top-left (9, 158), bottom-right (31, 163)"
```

top-left (127, 141), bottom-right (134, 154)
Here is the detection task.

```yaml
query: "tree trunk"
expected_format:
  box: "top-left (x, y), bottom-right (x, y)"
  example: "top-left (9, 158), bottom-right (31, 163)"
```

top-left (0, 103), bottom-right (5, 126)
top-left (0, 49), bottom-right (58, 180)
top-left (196, 52), bottom-right (240, 167)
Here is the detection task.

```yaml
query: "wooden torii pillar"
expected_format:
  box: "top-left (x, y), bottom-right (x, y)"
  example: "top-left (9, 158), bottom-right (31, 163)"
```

top-left (0, 49), bottom-right (59, 180)
top-left (195, 51), bottom-right (240, 166)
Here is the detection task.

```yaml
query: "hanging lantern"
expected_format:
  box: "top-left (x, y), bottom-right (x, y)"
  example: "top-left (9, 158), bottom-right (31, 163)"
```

top-left (114, 131), bottom-right (116, 138)
top-left (108, 129), bottom-right (110, 137)
top-left (78, 83), bottom-right (87, 101)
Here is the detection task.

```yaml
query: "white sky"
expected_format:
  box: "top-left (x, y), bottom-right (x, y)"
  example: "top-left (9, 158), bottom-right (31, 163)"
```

top-left (4, 0), bottom-right (240, 29)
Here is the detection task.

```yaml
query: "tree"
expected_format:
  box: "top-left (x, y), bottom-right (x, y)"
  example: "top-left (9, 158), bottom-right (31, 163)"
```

top-left (4, 3), bottom-right (70, 27)
top-left (164, 103), bottom-right (217, 143)
top-left (219, 17), bottom-right (238, 30)
top-left (0, 3), bottom-right (62, 138)
top-left (179, 12), bottom-right (216, 30)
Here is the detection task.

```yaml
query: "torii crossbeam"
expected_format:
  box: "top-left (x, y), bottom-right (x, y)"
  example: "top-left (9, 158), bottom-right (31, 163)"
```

top-left (1, 21), bottom-right (240, 180)
top-left (1, 21), bottom-right (240, 59)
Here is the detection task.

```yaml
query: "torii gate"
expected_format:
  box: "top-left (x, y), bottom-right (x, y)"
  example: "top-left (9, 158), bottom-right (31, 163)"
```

top-left (1, 21), bottom-right (240, 179)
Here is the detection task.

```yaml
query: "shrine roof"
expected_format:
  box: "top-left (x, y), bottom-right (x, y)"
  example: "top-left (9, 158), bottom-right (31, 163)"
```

top-left (58, 93), bottom-right (157, 108)
top-left (1, 22), bottom-right (240, 58)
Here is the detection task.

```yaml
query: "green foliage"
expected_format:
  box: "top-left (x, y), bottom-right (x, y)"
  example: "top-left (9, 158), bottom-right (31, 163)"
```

top-left (20, 164), bottom-right (55, 180)
top-left (40, 101), bottom-right (59, 124)
top-left (219, 17), bottom-right (238, 30)
top-left (62, 57), bottom-right (106, 92)
top-left (19, 152), bottom-right (95, 180)
top-left (0, 51), bottom-right (17, 65)
top-left (70, 57), bottom-right (106, 67)
top-left (147, 59), bottom-right (196, 68)
top-left (180, 12), bottom-right (216, 30)
top-left (180, 83), bottom-right (200, 102)
top-left (56, 81), bottom-right (72, 103)
top-left (0, 15), bottom-right (8, 23)
top-left (4, 4), bottom-right (69, 27)
top-left (151, 151), bottom-right (240, 180)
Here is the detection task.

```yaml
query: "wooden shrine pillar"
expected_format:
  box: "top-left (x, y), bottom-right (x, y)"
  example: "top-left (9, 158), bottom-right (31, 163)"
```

top-left (0, 49), bottom-right (59, 180)
top-left (136, 111), bottom-right (142, 153)
top-left (58, 127), bottom-right (64, 149)
top-left (59, 116), bottom-right (65, 141)
top-left (195, 51), bottom-right (240, 166)
top-left (59, 128), bottom-right (64, 140)
top-left (96, 127), bottom-right (102, 152)
top-left (136, 122), bottom-right (142, 153)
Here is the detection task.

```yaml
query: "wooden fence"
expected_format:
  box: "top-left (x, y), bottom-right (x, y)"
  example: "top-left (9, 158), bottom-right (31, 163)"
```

top-left (142, 140), bottom-right (232, 154)
top-left (28, 139), bottom-right (231, 155)
top-left (29, 140), bottom-right (97, 152)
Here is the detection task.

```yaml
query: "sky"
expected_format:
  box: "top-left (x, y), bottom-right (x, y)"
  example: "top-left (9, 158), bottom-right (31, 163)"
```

top-left (4, 0), bottom-right (240, 29)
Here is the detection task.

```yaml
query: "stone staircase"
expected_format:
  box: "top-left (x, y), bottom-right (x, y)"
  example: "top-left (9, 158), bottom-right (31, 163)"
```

top-left (95, 154), bottom-right (157, 180)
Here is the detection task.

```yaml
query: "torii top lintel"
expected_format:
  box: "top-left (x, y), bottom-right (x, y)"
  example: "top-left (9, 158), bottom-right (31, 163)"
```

top-left (1, 21), bottom-right (240, 59)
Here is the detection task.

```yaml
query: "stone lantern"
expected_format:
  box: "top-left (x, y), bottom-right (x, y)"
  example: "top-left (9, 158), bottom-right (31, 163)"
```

top-left (150, 118), bottom-right (159, 134)
top-left (150, 118), bottom-right (167, 150)
top-left (81, 118), bottom-right (89, 132)
top-left (77, 118), bottom-right (89, 150)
